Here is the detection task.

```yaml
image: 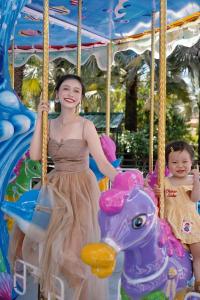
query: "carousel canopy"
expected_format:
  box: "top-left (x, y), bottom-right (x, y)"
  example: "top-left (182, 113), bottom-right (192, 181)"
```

top-left (13, 0), bottom-right (200, 46)
top-left (7, 0), bottom-right (200, 69)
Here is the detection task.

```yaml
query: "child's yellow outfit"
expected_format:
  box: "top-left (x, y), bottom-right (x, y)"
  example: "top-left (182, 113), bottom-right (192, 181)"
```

top-left (164, 177), bottom-right (200, 244)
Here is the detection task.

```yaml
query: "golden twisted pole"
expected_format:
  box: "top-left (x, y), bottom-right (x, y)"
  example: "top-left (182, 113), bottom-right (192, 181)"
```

top-left (158, 0), bottom-right (167, 219)
top-left (77, 0), bottom-right (82, 77)
top-left (106, 42), bottom-right (112, 136)
top-left (149, 10), bottom-right (156, 173)
top-left (41, 0), bottom-right (49, 186)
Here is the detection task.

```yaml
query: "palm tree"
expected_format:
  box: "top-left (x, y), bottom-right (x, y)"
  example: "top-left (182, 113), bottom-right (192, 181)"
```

top-left (112, 50), bottom-right (146, 131)
top-left (21, 55), bottom-right (57, 110)
top-left (21, 56), bottom-right (42, 110)
top-left (167, 39), bottom-right (200, 157)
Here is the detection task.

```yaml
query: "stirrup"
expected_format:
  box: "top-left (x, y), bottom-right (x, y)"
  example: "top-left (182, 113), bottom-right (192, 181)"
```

top-left (14, 259), bottom-right (65, 300)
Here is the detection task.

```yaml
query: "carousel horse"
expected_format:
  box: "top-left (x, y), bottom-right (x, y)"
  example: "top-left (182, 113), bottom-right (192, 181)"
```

top-left (90, 134), bottom-right (121, 181)
top-left (4, 152), bottom-right (41, 231)
top-left (5, 153), bottom-right (41, 202)
top-left (147, 160), bottom-right (170, 189)
top-left (81, 171), bottom-right (200, 300)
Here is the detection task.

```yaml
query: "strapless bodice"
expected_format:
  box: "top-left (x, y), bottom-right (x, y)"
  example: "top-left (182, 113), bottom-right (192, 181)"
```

top-left (48, 138), bottom-right (89, 172)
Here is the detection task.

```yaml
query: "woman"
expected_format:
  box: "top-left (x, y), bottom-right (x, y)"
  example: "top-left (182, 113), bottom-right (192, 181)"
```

top-left (11, 74), bottom-right (118, 299)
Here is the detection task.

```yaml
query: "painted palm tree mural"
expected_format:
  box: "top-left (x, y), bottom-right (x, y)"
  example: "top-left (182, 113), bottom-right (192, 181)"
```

top-left (0, 0), bottom-right (35, 298)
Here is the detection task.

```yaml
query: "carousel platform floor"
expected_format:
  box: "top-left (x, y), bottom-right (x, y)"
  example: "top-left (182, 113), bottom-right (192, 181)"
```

top-left (17, 253), bottom-right (124, 300)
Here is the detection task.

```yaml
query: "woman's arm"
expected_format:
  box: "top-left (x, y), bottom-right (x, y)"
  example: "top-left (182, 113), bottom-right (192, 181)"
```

top-left (29, 102), bottom-right (49, 161)
top-left (85, 120), bottom-right (118, 182)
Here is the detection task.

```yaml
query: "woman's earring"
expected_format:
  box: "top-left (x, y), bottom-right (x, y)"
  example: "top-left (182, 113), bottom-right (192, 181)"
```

top-left (55, 98), bottom-right (60, 103)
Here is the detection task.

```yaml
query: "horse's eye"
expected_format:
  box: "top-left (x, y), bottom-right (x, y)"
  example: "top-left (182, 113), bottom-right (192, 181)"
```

top-left (132, 214), bottom-right (147, 229)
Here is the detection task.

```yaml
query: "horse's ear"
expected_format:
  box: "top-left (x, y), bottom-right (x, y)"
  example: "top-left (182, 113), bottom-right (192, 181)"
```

top-left (143, 186), bottom-right (158, 205)
top-left (128, 186), bottom-right (142, 199)
top-left (112, 170), bottom-right (144, 191)
top-left (100, 189), bottom-right (127, 215)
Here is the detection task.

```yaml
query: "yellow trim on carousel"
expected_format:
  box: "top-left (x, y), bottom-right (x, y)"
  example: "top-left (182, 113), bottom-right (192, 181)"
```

top-left (114, 12), bottom-right (200, 43)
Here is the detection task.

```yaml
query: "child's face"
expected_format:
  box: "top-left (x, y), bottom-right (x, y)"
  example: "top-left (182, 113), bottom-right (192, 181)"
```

top-left (168, 150), bottom-right (192, 178)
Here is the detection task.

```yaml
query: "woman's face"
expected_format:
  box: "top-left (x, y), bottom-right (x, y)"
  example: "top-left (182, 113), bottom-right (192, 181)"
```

top-left (168, 150), bottom-right (192, 178)
top-left (56, 79), bottom-right (82, 109)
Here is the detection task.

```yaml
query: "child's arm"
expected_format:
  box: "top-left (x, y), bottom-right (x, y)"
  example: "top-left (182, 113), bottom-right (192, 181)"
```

top-left (190, 165), bottom-right (200, 202)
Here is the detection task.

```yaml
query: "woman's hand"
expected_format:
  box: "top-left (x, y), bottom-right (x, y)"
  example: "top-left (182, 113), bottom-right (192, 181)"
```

top-left (37, 101), bottom-right (49, 118)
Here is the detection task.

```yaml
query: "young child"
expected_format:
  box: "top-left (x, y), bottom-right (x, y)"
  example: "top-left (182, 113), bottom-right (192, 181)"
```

top-left (154, 140), bottom-right (200, 293)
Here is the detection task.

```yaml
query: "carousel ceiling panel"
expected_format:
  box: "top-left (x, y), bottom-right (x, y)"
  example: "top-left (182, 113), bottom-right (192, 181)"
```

top-left (10, 0), bottom-right (200, 48)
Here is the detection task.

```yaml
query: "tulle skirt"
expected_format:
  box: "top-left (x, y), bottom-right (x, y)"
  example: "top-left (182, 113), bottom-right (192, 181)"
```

top-left (9, 169), bottom-right (108, 300)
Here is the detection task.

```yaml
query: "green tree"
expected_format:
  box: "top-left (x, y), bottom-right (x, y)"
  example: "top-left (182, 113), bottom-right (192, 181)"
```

top-left (167, 39), bottom-right (200, 158)
top-left (21, 55), bottom-right (56, 110)
top-left (14, 65), bottom-right (25, 99)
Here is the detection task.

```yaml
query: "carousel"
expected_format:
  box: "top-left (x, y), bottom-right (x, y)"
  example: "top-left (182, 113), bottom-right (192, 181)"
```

top-left (0, 0), bottom-right (200, 299)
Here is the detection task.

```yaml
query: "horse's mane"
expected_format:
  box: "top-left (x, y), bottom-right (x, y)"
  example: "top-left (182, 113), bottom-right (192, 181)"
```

top-left (13, 150), bottom-right (30, 176)
top-left (158, 219), bottom-right (185, 257)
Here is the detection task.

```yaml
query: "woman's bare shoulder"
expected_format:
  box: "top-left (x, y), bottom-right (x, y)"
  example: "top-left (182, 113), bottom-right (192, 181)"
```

top-left (79, 116), bottom-right (94, 127)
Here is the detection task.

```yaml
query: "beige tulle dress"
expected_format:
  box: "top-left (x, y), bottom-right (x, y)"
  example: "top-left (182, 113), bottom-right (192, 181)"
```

top-left (10, 120), bottom-right (107, 300)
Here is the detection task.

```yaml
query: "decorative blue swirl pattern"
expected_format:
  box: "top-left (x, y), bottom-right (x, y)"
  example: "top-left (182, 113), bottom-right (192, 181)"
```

top-left (0, 1), bottom-right (35, 295)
